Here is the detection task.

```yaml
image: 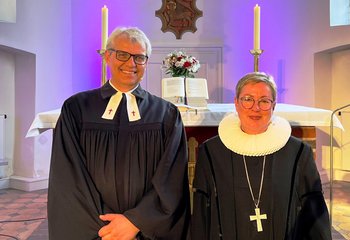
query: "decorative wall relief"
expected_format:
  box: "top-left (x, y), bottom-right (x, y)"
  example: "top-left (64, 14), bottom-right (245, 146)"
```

top-left (155, 0), bottom-right (203, 39)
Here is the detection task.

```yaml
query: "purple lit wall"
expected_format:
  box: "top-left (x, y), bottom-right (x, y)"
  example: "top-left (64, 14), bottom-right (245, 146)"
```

top-left (2, 0), bottom-right (349, 109)
top-left (70, 0), bottom-right (166, 93)
top-left (68, 0), bottom-right (350, 105)
top-left (71, 0), bottom-right (104, 92)
top-left (222, 1), bottom-right (316, 103)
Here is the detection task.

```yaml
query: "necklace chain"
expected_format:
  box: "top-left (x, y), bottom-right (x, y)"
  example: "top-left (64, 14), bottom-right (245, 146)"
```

top-left (242, 155), bottom-right (266, 208)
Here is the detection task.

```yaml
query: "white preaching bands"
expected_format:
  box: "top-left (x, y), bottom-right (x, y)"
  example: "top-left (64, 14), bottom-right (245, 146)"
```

top-left (102, 82), bottom-right (141, 122)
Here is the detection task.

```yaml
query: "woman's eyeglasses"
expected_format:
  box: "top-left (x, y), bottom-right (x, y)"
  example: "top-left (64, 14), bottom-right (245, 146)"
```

top-left (239, 96), bottom-right (274, 111)
top-left (108, 49), bottom-right (148, 65)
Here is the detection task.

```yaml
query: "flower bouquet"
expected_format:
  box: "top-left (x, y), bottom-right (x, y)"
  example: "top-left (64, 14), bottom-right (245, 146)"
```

top-left (162, 50), bottom-right (200, 78)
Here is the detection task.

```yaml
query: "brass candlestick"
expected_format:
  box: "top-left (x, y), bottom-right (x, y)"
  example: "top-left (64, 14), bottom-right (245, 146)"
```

top-left (97, 49), bottom-right (107, 85)
top-left (250, 49), bottom-right (264, 72)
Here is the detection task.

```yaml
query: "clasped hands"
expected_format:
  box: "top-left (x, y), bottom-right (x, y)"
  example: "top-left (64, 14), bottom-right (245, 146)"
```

top-left (98, 213), bottom-right (139, 240)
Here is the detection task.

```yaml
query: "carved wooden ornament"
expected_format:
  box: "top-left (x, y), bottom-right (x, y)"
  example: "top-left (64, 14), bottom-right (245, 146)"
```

top-left (155, 0), bottom-right (203, 39)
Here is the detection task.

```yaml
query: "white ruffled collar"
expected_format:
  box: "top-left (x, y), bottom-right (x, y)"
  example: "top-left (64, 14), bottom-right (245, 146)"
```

top-left (218, 113), bottom-right (291, 156)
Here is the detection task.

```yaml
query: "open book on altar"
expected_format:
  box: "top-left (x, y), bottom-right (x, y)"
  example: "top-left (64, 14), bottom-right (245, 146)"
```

top-left (161, 77), bottom-right (209, 111)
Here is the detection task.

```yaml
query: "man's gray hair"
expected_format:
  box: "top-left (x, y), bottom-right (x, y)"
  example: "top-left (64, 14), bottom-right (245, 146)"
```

top-left (106, 26), bottom-right (152, 56)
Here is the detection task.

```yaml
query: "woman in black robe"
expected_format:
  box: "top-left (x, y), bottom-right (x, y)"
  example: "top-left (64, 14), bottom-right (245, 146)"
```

top-left (48, 27), bottom-right (190, 240)
top-left (191, 72), bottom-right (331, 240)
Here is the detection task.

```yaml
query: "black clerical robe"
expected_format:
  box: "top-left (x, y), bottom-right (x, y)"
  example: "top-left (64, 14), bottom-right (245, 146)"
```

top-left (48, 82), bottom-right (190, 240)
top-left (191, 135), bottom-right (331, 240)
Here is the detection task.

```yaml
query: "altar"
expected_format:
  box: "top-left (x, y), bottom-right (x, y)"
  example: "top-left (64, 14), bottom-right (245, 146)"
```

top-left (26, 103), bottom-right (343, 137)
top-left (27, 103), bottom-right (343, 189)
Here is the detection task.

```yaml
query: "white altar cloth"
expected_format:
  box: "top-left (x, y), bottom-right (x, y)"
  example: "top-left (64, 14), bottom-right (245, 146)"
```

top-left (26, 103), bottom-right (343, 137)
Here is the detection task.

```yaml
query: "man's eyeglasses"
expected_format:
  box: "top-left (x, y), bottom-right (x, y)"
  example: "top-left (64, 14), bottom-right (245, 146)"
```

top-left (108, 49), bottom-right (148, 65)
top-left (239, 96), bottom-right (274, 111)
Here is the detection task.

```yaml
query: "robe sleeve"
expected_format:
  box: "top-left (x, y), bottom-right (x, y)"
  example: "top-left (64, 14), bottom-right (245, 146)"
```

top-left (48, 100), bottom-right (105, 240)
top-left (293, 143), bottom-right (332, 240)
top-left (123, 106), bottom-right (191, 239)
top-left (191, 143), bottom-right (214, 240)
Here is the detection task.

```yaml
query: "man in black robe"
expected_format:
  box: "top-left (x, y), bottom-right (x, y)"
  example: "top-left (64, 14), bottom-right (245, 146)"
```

top-left (191, 72), bottom-right (331, 239)
top-left (48, 27), bottom-right (190, 240)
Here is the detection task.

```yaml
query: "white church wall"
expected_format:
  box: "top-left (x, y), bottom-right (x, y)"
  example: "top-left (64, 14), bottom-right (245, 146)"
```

top-left (0, 0), bottom-right (72, 189)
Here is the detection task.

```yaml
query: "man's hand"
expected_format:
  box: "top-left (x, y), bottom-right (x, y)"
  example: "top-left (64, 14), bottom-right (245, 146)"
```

top-left (98, 214), bottom-right (140, 240)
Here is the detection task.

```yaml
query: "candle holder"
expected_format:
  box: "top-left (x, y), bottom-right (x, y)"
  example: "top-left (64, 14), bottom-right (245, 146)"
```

top-left (250, 49), bottom-right (264, 72)
top-left (97, 49), bottom-right (107, 85)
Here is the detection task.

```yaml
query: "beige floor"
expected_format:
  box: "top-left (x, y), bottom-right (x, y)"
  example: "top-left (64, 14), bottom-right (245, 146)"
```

top-left (0, 189), bottom-right (47, 240)
top-left (325, 181), bottom-right (350, 239)
top-left (0, 181), bottom-right (349, 240)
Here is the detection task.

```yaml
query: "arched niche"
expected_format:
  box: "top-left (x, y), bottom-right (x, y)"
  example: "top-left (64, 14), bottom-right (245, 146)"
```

top-left (314, 45), bottom-right (350, 182)
top-left (0, 44), bottom-right (36, 187)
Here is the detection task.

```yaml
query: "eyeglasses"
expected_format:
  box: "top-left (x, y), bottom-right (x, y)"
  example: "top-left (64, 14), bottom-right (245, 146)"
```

top-left (108, 49), bottom-right (148, 65)
top-left (239, 96), bottom-right (274, 111)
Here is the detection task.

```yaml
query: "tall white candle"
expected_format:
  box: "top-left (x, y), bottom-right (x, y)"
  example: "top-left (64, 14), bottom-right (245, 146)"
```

top-left (101, 5), bottom-right (108, 49)
top-left (254, 4), bottom-right (260, 50)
